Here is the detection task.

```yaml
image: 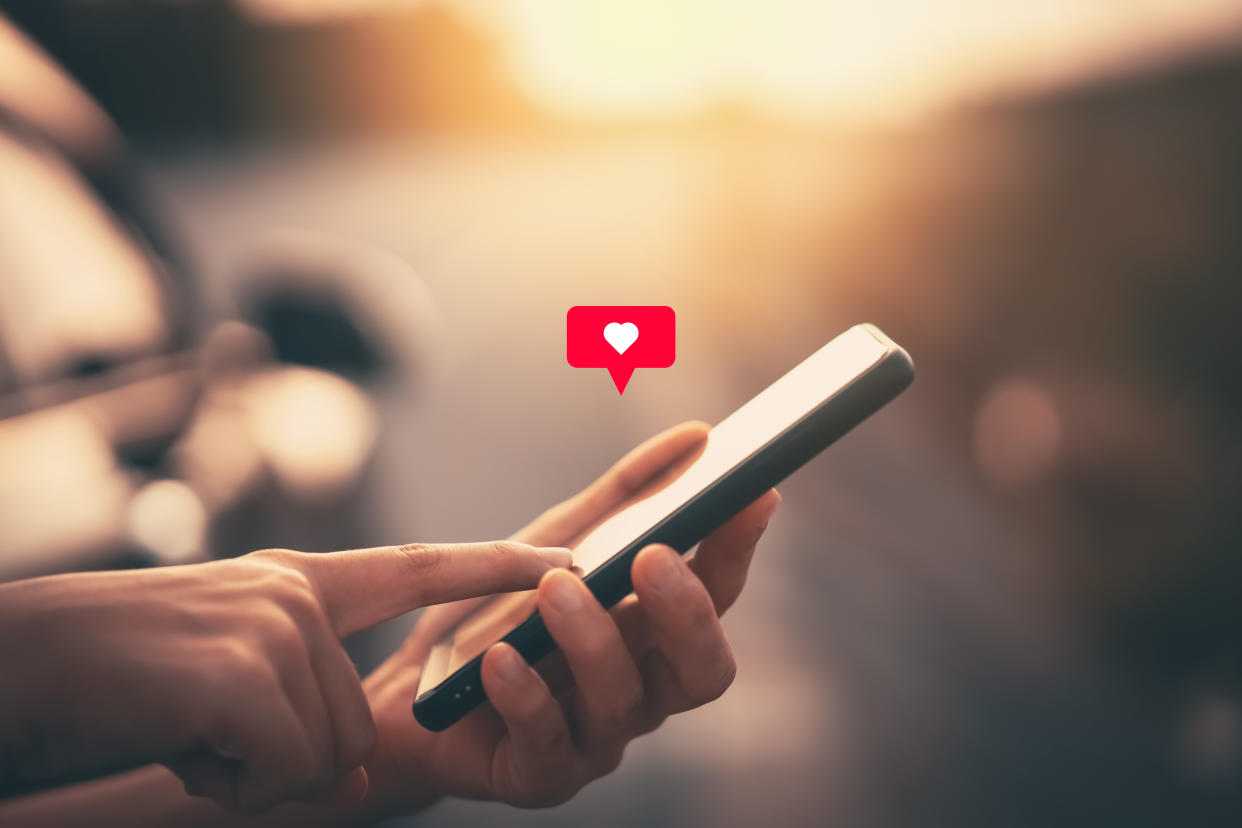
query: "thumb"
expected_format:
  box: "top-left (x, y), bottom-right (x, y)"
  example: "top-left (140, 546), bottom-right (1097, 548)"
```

top-left (288, 541), bottom-right (572, 637)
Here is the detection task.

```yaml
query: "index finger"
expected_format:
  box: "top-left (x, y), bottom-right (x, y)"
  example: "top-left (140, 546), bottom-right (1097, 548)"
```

top-left (287, 542), bottom-right (572, 637)
top-left (512, 421), bottom-right (710, 547)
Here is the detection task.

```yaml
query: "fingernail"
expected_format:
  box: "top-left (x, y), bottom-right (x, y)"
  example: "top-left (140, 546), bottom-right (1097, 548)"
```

top-left (645, 546), bottom-right (681, 592)
top-left (538, 547), bottom-right (573, 568)
top-left (543, 571), bottom-right (583, 613)
top-left (495, 645), bottom-right (527, 682)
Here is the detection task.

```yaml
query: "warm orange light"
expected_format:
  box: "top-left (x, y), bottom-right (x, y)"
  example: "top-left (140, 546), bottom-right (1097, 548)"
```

top-left (454, 0), bottom-right (1242, 122)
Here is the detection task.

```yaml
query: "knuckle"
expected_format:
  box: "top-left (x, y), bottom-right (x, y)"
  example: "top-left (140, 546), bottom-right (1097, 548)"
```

top-left (688, 658), bottom-right (737, 707)
top-left (249, 547), bottom-right (294, 563)
top-left (577, 633), bottom-right (611, 662)
top-left (529, 721), bottom-right (571, 757)
top-left (340, 715), bottom-right (377, 768)
top-left (595, 686), bottom-right (643, 729)
top-left (620, 683), bottom-right (645, 715)
top-left (588, 746), bottom-right (626, 779)
top-left (487, 539), bottom-right (513, 559)
top-left (395, 543), bottom-right (446, 579)
top-left (261, 560), bottom-right (313, 597)
top-left (232, 651), bottom-right (282, 695)
top-left (684, 591), bottom-right (720, 629)
top-left (276, 576), bottom-right (322, 621)
top-left (247, 548), bottom-right (302, 574)
top-left (259, 606), bottom-right (307, 658)
top-left (507, 689), bottom-right (550, 726)
top-left (573, 639), bottom-right (616, 672)
top-left (215, 636), bottom-right (267, 676)
top-left (594, 708), bottom-right (632, 733)
top-left (602, 746), bottom-right (626, 774)
top-left (247, 551), bottom-right (324, 618)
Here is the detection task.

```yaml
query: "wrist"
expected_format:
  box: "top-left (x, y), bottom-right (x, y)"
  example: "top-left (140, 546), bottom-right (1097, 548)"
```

top-left (355, 738), bottom-right (443, 822)
top-left (349, 669), bottom-right (446, 821)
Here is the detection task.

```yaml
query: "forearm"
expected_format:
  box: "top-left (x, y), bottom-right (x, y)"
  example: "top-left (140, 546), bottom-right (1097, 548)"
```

top-left (1, 766), bottom-right (220, 828)
top-left (0, 766), bottom-right (396, 828)
top-left (0, 577), bottom-right (445, 825)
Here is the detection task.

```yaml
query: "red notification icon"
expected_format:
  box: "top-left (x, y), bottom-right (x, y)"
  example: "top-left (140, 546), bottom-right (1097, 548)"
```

top-left (566, 305), bottom-right (676, 394)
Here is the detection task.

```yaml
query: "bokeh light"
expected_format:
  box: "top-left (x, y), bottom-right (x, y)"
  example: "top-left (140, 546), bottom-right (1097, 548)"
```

top-left (456, 0), bottom-right (1242, 121)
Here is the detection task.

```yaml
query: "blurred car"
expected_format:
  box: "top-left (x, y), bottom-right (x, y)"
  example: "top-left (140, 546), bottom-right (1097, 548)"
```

top-left (0, 15), bottom-right (417, 582)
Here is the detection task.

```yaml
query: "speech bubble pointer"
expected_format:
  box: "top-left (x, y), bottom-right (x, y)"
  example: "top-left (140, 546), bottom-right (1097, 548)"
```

top-left (606, 364), bottom-right (636, 394)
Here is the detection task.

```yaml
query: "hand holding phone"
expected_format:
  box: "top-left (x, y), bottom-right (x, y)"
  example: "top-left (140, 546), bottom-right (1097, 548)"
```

top-left (352, 423), bottom-right (781, 815)
top-left (414, 324), bottom-right (913, 730)
top-left (339, 324), bottom-right (911, 820)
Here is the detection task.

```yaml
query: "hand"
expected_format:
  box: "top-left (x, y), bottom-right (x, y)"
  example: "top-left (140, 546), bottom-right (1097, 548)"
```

top-left (0, 539), bottom-right (571, 813)
top-left (358, 422), bottom-right (780, 817)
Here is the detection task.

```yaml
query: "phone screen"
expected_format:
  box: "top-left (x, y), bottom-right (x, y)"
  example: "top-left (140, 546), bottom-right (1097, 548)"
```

top-left (417, 325), bottom-right (892, 694)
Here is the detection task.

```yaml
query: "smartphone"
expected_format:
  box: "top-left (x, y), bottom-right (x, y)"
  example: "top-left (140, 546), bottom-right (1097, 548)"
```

top-left (413, 323), bottom-right (913, 731)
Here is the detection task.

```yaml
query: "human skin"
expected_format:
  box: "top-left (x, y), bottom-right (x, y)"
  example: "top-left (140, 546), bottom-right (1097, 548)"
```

top-left (0, 422), bottom-right (781, 826)
top-left (0, 542), bottom-right (572, 811)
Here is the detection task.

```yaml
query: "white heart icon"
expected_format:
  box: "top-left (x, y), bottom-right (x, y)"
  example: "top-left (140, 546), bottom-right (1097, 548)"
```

top-left (603, 321), bottom-right (639, 355)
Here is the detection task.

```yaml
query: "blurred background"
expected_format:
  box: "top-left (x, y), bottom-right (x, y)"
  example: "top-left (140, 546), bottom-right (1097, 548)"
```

top-left (1, 0), bottom-right (1241, 825)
